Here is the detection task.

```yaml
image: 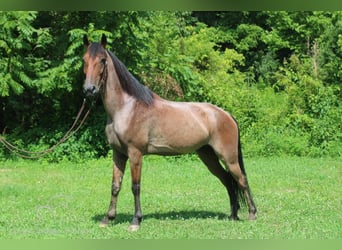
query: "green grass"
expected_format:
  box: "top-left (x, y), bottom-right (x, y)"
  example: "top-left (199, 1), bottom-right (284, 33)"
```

top-left (0, 156), bottom-right (341, 239)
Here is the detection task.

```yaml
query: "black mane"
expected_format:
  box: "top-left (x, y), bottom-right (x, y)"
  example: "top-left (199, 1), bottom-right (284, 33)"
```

top-left (107, 50), bottom-right (154, 105)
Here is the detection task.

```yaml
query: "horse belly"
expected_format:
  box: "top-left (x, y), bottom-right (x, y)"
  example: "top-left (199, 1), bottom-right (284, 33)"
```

top-left (147, 137), bottom-right (206, 155)
top-left (146, 115), bottom-right (209, 155)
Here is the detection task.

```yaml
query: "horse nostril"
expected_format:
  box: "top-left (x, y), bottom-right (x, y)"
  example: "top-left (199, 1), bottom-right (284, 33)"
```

top-left (84, 85), bottom-right (97, 97)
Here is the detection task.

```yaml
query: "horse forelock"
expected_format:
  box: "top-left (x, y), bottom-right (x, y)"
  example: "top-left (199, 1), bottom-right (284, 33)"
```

top-left (87, 42), bottom-right (106, 58)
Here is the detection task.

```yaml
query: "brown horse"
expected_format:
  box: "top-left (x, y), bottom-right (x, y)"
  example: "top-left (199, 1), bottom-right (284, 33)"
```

top-left (82, 34), bottom-right (257, 231)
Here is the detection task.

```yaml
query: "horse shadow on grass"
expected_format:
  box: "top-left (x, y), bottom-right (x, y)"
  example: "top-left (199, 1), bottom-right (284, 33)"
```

top-left (92, 210), bottom-right (231, 225)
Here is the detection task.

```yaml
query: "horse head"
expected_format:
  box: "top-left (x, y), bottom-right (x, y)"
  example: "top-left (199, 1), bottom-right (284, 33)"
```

top-left (82, 34), bottom-right (108, 98)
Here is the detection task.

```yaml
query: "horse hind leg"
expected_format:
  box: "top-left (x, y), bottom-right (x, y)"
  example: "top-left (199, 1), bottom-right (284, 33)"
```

top-left (229, 161), bottom-right (257, 219)
top-left (196, 145), bottom-right (240, 220)
top-left (209, 138), bottom-right (257, 220)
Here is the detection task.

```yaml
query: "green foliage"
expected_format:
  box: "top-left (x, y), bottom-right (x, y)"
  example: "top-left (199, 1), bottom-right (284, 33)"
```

top-left (272, 54), bottom-right (342, 156)
top-left (1, 106), bottom-right (109, 162)
top-left (135, 12), bottom-right (245, 103)
top-left (0, 11), bottom-right (341, 161)
top-left (0, 11), bottom-right (42, 96)
top-left (133, 11), bottom-right (195, 100)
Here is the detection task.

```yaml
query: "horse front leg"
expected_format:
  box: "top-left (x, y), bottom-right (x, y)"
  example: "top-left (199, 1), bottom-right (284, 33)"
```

top-left (100, 151), bottom-right (127, 227)
top-left (128, 148), bottom-right (143, 232)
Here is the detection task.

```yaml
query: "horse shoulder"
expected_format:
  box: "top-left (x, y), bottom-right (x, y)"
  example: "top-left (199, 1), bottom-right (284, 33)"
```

top-left (105, 117), bottom-right (122, 149)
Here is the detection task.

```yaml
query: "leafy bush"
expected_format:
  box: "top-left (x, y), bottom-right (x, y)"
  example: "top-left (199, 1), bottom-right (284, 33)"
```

top-left (0, 105), bottom-right (109, 162)
top-left (1, 11), bottom-right (341, 161)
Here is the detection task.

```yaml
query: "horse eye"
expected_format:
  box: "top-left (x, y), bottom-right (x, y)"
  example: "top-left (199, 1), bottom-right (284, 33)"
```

top-left (101, 58), bottom-right (107, 66)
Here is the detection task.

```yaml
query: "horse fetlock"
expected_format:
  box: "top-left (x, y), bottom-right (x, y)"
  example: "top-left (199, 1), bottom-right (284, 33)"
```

top-left (99, 216), bottom-right (114, 227)
top-left (132, 215), bottom-right (142, 225)
top-left (228, 214), bottom-right (240, 221)
top-left (129, 216), bottom-right (142, 232)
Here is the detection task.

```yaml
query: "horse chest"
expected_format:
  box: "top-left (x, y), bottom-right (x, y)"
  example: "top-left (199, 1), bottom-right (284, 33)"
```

top-left (105, 115), bottom-right (147, 154)
top-left (105, 119), bottom-right (128, 151)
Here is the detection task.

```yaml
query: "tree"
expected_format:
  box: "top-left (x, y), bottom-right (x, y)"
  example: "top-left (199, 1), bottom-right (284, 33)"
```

top-left (1, 11), bottom-right (341, 160)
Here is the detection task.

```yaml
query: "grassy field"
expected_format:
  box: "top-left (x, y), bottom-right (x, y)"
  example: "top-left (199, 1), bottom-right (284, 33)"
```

top-left (0, 156), bottom-right (341, 239)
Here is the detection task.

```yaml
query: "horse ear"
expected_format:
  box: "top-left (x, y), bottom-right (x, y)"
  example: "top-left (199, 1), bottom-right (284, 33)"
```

top-left (83, 35), bottom-right (90, 47)
top-left (101, 34), bottom-right (107, 48)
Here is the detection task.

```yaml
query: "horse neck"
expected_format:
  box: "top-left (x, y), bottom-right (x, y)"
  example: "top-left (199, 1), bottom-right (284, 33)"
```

top-left (101, 54), bottom-right (127, 118)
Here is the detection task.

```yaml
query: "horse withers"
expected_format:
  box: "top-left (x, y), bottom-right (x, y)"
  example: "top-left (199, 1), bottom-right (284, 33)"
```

top-left (82, 34), bottom-right (257, 231)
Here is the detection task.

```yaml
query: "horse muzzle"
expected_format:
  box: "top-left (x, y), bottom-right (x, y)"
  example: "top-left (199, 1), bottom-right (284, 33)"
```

top-left (83, 83), bottom-right (99, 98)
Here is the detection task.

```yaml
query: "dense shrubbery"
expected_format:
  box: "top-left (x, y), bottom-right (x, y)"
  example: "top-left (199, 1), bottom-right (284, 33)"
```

top-left (0, 11), bottom-right (341, 162)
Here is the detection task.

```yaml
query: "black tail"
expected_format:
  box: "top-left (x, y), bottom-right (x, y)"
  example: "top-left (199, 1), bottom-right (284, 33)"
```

top-left (237, 131), bottom-right (247, 207)
top-left (229, 116), bottom-right (247, 208)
